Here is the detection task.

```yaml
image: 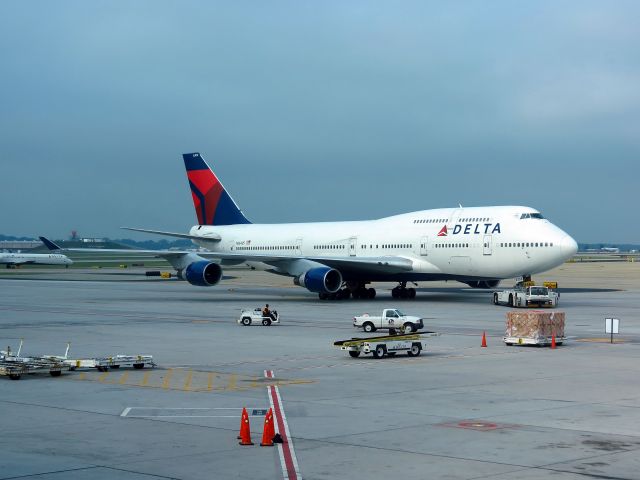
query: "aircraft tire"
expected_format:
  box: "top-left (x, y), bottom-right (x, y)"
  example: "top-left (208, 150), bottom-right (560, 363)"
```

top-left (367, 288), bottom-right (376, 299)
top-left (408, 288), bottom-right (416, 299)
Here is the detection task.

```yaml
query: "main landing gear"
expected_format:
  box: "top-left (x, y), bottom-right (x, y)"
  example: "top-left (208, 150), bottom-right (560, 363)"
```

top-left (391, 282), bottom-right (417, 299)
top-left (318, 282), bottom-right (376, 300)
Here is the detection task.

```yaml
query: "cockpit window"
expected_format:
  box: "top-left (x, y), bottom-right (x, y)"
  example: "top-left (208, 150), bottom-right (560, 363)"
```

top-left (520, 213), bottom-right (544, 219)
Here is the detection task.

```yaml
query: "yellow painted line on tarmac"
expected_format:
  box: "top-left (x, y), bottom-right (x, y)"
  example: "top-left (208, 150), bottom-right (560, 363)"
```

top-left (78, 372), bottom-right (86, 381)
top-left (162, 368), bottom-right (174, 389)
top-left (119, 372), bottom-right (129, 385)
top-left (248, 376), bottom-right (260, 389)
top-left (140, 371), bottom-right (151, 387)
top-left (183, 370), bottom-right (193, 391)
top-left (98, 371), bottom-right (109, 383)
top-left (225, 374), bottom-right (237, 391)
top-left (207, 372), bottom-right (215, 391)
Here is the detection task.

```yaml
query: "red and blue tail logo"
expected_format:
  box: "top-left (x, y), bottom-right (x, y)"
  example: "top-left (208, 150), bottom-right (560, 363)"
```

top-left (182, 153), bottom-right (251, 226)
top-left (437, 225), bottom-right (448, 236)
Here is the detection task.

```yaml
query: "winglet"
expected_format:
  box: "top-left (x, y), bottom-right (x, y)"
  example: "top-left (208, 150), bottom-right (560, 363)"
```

top-left (39, 236), bottom-right (63, 251)
top-left (182, 152), bottom-right (251, 226)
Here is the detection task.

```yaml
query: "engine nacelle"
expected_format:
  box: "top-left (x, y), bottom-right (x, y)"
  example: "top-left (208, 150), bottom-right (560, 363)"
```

top-left (184, 261), bottom-right (223, 287)
top-left (466, 280), bottom-right (500, 289)
top-left (294, 267), bottom-right (342, 293)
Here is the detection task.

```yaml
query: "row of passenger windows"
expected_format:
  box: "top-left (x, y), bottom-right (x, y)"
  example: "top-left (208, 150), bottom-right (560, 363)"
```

top-left (236, 245), bottom-right (295, 251)
top-left (413, 219), bottom-right (446, 224)
top-left (435, 243), bottom-right (470, 248)
top-left (313, 245), bottom-right (346, 250)
top-left (501, 242), bottom-right (554, 248)
top-left (459, 217), bottom-right (490, 222)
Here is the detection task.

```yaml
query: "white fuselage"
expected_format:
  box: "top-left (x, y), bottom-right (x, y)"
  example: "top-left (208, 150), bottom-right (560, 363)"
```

top-left (187, 206), bottom-right (577, 282)
top-left (0, 252), bottom-right (73, 266)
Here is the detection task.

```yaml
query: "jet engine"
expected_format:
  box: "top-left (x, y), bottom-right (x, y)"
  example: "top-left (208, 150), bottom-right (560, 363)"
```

top-left (466, 280), bottom-right (500, 289)
top-left (294, 267), bottom-right (342, 293)
top-left (184, 261), bottom-right (223, 287)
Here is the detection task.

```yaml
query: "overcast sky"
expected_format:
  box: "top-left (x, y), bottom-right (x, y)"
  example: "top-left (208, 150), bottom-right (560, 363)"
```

top-left (1, 1), bottom-right (638, 243)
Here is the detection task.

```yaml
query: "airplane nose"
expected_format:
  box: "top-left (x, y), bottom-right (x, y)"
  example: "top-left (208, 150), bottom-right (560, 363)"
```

top-left (560, 234), bottom-right (578, 259)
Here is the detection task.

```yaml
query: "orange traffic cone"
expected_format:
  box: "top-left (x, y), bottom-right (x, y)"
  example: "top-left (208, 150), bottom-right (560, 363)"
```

top-left (551, 334), bottom-right (556, 349)
top-left (481, 331), bottom-right (487, 348)
top-left (238, 407), bottom-right (254, 446)
top-left (260, 408), bottom-right (275, 447)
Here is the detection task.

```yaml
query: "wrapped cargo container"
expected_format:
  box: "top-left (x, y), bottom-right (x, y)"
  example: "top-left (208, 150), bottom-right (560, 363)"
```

top-left (504, 310), bottom-right (565, 346)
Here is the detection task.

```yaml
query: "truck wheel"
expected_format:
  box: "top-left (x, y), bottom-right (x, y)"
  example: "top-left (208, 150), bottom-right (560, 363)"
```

top-left (408, 288), bottom-right (416, 299)
top-left (9, 373), bottom-right (21, 380)
top-left (363, 322), bottom-right (376, 333)
top-left (493, 293), bottom-right (498, 305)
top-left (262, 319), bottom-right (271, 326)
top-left (241, 317), bottom-right (251, 326)
top-left (133, 363), bottom-right (144, 369)
top-left (509, 294), bottom-right (514, 307)
top-left (348, 351), bottom-right (361, 358)
top-left (372, 345), bottom-right (385, 358)
top-left (407, 343), bottom-right (422, 357)
top-left (50, 370), bottom-right (62, 377)
top-left (403, 323), bottom-right (415, 334)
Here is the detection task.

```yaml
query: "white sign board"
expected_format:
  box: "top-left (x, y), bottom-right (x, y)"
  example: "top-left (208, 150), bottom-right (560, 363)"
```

top-left (605, 318), bottom-right (619, 334)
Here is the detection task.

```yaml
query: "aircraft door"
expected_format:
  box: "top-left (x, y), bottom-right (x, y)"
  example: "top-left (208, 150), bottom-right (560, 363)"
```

top-left (296, 238), bottom-right (303, 255)
top-left (420, 236), bottom-right (428, 256)
top-left (483, 235), bottom-right (492, 255)
top-left (349, 237), bottom-right (356, 257)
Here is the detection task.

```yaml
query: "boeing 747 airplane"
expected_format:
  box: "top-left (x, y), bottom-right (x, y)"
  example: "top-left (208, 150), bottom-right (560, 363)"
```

top-left (46, 152), bottom-right (577, 299)
top-left (130, 152), bottom-right (578, 299)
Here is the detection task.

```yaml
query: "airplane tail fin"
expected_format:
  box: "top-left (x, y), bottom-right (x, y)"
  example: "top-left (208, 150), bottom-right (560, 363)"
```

top-left (39, 236), bottom-right (63, 251)
top-left (182, 152), bottom-right (251, 226)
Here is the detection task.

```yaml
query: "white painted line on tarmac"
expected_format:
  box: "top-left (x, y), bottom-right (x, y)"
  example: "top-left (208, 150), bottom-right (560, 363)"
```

top-left (265, 370), bottom-right (302, 480)
top-left (120, 407), bottom-right (131, 417)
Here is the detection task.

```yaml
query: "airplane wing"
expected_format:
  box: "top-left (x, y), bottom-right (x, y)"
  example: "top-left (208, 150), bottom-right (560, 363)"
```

top-left (121, 227), bottom-right (221, 242)
top-left (39, 235), bottom-right (413, 275)
top-left (194, 252), bottom-right (414, 274)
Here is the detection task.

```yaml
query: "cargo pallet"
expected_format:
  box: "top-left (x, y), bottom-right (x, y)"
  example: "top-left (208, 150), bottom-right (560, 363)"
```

top-left (503, 336), bottom-right (565, 346)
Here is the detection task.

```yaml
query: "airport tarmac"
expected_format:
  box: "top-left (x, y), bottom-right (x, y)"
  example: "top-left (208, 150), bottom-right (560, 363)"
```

top-left (1, 262), bottom-right (639, 479)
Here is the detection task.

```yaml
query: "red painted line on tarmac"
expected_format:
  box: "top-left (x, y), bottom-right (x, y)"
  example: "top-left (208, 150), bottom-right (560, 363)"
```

top-left (264, 370), bottom-right (301, 480)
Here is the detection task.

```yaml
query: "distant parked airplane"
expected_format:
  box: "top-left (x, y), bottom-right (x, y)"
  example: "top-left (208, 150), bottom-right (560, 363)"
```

top-left (44, 152), bottom-right (578, 299)
top-left (1, 238), bottom-right (72, 268)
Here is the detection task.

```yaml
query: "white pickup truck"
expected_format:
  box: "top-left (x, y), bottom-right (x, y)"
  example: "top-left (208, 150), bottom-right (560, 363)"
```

top-left (353, 309), bottom-right (424, 333)
top-left (493, 285), bottom-right (559, 308)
